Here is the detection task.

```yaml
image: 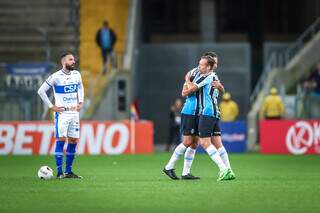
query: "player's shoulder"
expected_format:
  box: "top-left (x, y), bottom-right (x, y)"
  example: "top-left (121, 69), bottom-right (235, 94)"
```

top-left (204, 72), bottom-right (215, 81)
top-left (212, 71), bottom-right (218, 77)
top-left (71, 70), bottom-right (80, 74)
top-left (70, 70), bottom-right (82, 77)
top-left (48, 70), bottom-right (63, 79)
top-left (212, 72), bottom-right (219, 80)
top-left (211, 71), bottom-right (218, 77)
top-left (189, 67), bottom-right (199, 76)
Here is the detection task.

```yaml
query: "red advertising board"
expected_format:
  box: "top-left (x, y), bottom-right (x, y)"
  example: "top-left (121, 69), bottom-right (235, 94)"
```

top-left (260, 120), bottom-right (320, 155)
top-left (0, 120), bottom-right (154, 155)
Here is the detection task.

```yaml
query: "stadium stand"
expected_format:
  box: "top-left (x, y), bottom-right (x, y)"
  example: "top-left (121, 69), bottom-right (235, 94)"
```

top-left (0, 0), bottom-right (79, 121)
top-left (248, 17), bottom-right (320, 150)
top-left (0, 0), bottom-right (79, 63)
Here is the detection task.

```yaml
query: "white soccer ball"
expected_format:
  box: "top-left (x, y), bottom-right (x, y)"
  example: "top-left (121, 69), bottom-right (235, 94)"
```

top-left (38, 166), bottom-right (54, 180)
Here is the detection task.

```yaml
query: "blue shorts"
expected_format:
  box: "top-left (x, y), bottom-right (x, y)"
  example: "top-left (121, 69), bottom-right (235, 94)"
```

top-left (198, 115), bottom-right (221, 138)
top-left (181, 114), bottom-right (199, 136)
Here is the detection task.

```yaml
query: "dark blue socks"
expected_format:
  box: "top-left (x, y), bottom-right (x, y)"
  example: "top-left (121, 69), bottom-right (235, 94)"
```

top-left (65, 143), bottom-right (77, 174)
top-left (55, 140), bottom-right (65, 174)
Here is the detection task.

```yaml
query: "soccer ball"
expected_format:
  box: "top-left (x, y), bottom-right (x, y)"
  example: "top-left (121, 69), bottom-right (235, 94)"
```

top-left (38, 166), bottom-right (53, 180)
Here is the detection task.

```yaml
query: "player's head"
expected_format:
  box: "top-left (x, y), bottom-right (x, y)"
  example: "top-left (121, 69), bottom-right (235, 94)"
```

top-left (198, 55), bottom-right (216, 74)
top-left (204, 52), bottom-right (218, 70)
top-left (61, 51), bottom-right (75, 71)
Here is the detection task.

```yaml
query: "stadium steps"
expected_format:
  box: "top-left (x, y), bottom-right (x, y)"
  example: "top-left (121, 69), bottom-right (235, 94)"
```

top-left (0, 0), bottom-right (71, 7)
top-left (0, 0), bottom-right (78, 63)
top-left (281, 32), bottom-right (320, 91)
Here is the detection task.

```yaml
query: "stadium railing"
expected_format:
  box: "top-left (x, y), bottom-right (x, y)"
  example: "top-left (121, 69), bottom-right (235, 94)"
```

top-left (250, 17), bottom-right (320, 106)
top-left (284, 17), bottom-right (320, 64)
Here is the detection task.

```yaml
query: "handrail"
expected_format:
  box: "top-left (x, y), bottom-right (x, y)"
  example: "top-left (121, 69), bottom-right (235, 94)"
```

top-left (250, 17), bottom-right (320, 105)
top-left (285, 17), bottom-right (320, 63)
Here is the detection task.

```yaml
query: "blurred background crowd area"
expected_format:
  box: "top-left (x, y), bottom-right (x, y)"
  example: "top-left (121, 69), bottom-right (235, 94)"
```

top-left (0, 0), bottom-right (319, 150)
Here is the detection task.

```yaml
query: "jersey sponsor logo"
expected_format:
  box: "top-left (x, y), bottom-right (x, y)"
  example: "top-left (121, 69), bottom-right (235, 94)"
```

top-left (54, 84), bottom-right (78, 94)
top-left (63, 96), bottom-right (78, 102)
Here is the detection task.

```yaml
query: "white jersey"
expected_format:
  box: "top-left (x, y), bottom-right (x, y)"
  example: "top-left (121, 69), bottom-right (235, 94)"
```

top-left (38, 69), bottom-right (84, 115)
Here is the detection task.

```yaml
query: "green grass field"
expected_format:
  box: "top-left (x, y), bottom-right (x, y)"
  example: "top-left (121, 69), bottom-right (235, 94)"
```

top-left (0, 153), bottom-right (319, 213)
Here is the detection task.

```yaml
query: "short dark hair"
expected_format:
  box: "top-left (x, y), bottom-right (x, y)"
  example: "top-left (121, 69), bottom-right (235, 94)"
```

top-left (60, 51), bottom-right (73, 60)
top-left (204, 51), bottom-right (217, 58)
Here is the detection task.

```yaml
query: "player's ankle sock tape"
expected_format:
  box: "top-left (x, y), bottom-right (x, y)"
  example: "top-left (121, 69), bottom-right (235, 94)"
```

top-left (55, 140), bottom-right (65, 174)
top-left (65, 143), bottom-right (77, 173)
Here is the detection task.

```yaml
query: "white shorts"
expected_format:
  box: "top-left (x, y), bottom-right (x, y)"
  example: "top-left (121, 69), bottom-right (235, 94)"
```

top-left (54, 112), bottom-right (80, 138)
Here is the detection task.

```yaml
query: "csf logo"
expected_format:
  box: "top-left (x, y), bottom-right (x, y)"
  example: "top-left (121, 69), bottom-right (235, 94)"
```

top-left (64, 84), bottom-right (78, 93)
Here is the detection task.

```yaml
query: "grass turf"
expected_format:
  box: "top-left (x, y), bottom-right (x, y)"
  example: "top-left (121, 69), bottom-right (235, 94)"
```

top-left (0, 153), bottom-right (319, 213)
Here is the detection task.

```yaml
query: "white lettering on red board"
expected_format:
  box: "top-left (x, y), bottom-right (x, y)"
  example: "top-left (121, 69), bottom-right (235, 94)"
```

top-left (0, 123), bottom-right (131, 155)
top-left (286, 121), bottom-right (320, 155)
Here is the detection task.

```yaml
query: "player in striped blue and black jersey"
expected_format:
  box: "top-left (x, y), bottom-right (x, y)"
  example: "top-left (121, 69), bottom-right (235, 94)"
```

top-left (163, 52), bottom-right (217, 180)
top-left (183, 54), bottom-right (235, 181)
top-left (163, 67), bottom-right (202, 180)
top-left (163, 53), bottom-right (236, 181)
top-left (163, 52), bottom-right (230, 180)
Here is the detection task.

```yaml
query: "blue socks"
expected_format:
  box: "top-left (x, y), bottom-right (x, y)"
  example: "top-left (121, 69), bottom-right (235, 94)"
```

top-left (65, 143), bottom-right (77, 174)
top-left (55, 140), bottom-right (65, 174)
top-left (55, 141), bottom-right (77, 174)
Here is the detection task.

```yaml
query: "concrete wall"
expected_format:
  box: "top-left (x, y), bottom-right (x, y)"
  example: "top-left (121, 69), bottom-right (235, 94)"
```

top-left (263, 42), bottom-right (291, 65)
top-left (136, 43), bottom-right (251, 143)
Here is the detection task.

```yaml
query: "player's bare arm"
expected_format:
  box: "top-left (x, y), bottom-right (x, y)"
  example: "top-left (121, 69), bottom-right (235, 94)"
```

top-left (182, 72), bottom-right (198, 97)
top-left (181, 83), bottom-right (189, 97)
top-left (212, 80), bottom-right (225, 94)
top-left (77, 102), bottom-right (84, 112)
top-left (182, 83), bottom-right (198, 97)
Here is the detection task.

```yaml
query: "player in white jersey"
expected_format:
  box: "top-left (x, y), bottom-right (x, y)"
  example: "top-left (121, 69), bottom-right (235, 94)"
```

top-left (37, 52), bottom-right (84, 179)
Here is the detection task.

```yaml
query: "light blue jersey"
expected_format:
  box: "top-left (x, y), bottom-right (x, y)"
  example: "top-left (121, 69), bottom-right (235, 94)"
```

top-left (181, 68), bottom-right (201, 115)
top-left (195, 72), bottom-right (221, 118)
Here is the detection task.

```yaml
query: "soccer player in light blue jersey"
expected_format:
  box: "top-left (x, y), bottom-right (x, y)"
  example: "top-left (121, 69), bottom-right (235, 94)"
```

top-left (163, 66), bottom-right (202, 180)
top-left (163, 52), bottom-right (217, 180)
top-left (183, 54), bottom-right (235, 181)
